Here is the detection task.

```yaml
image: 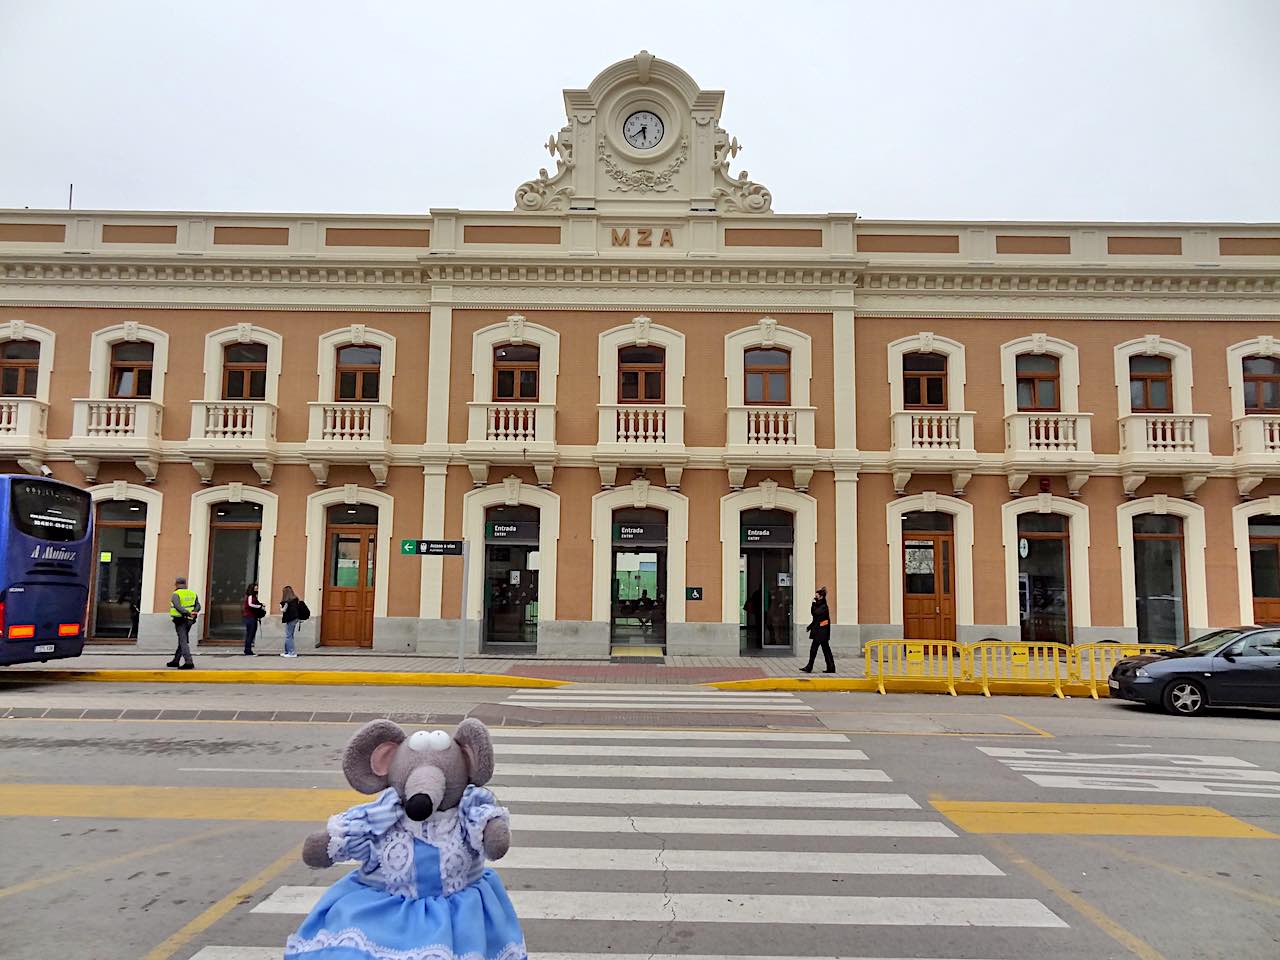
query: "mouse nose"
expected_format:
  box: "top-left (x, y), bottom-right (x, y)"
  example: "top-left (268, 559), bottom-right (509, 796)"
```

top-left (404, 793), bottom-right (434, 821)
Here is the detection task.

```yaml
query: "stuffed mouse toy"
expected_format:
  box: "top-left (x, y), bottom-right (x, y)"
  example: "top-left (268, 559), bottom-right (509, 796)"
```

top-left (284, 717), bottom-right (527, 960)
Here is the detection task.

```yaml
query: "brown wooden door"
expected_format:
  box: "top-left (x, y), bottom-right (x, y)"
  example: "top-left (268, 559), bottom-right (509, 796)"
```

top-left (1251, 535), bottom-right (1280, 625)
top-left (321, 525), bottom-right (375, 647)
top-left (903, 534), bottom-right (955, 641)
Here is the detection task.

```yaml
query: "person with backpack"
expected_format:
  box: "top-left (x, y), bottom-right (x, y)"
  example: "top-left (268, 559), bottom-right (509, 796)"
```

top-left (280, 585), bottom-right (310, 658)
top-left (242, 582), bottom-right (266, 655)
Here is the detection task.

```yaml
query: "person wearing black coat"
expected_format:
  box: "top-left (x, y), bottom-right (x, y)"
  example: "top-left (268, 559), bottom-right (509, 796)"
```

top-left (800, 586), bottom-right (835, 674)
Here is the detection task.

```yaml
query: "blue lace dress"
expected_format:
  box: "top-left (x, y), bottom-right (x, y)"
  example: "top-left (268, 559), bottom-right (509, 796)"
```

top-left (284, 785), bottom-right (527, 960)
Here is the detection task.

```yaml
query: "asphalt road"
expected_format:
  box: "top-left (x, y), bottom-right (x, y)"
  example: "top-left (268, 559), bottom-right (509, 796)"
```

top-left (0, 680), bottom-right (1277, 960)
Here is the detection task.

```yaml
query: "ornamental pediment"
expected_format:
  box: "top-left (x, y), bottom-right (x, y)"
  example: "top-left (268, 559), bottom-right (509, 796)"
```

top-left (515, 50), bottom-right (772, 216)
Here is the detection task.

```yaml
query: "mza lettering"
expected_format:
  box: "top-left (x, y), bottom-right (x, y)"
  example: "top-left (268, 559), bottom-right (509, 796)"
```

top-left (610, 227), bottom-right (674, 248)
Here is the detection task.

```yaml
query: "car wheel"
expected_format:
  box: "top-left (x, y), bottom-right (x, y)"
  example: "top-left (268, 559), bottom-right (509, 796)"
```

top-left (1163, 679), bottom-right (1207, 716)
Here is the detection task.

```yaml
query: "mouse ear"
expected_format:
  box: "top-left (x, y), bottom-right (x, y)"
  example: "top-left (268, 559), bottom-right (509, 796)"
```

top-left (343, 719), bottom-right (405, 793)
top-left (453, 718), bottom-right (495, 786)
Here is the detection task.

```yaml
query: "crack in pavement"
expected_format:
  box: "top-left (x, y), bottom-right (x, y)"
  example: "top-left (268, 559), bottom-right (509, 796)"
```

top-left (626, 814), bottom-right (675, 960)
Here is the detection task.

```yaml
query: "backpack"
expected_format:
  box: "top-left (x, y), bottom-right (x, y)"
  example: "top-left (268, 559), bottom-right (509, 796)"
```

top-left (297, 600), bottom-right (311, 622)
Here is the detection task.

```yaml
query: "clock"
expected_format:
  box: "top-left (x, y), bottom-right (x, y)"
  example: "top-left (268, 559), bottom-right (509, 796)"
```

top-left (623, 110), bottom-right (664, 150)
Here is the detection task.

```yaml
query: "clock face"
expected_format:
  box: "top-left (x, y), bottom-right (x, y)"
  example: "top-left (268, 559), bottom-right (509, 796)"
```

top-left (623, 110), bottom-right (664, 150)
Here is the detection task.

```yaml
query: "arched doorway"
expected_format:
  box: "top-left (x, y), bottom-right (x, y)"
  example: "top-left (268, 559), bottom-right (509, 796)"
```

top-left (205, 501), bottom-right (263, 642)
top-left (321, 503), bottom-right (377, 647)
top-left (90, 499), bottom-right (148, 641)
top-left (902, 511), bottom-right (955, 641)
top-left (1016, 513), bottom-right (1072, 645)
top-left (483, 504), bottom-right (540, 648)
top-left (610, 507), bottom-right (667, 648)
top-left (740, 508), bottom-right (794, 653)
top-left (1132, 513), bottom-right (1188, 645)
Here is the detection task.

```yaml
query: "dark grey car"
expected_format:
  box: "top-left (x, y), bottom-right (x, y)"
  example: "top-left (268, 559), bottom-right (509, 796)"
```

top-left (1109, 627), bottom-right (1280, 715)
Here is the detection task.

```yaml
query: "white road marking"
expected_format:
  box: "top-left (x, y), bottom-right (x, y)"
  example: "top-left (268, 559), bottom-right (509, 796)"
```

top-left (1002, 762), bottom-right (1280, 782)
top-left (507, 814), bottom-right (956, 837)
top-left (253, 887), bottom-right (1066, 927)
top-left (1023, 774), bottom-right (1280, 798)
top-left (493, 786), bottom-right (921, 808)
top-left (499, 847), bottom-right (1002, 875)
top-left (498, 743), bottom-right (870, 760)
top-left (490, 729), bottom-right (851, 742)
top-left (515, 689), bottom-right (805, 697)
top-left (504, 700), bottom-right (814, 712)
top-left (977, 747), bottom-right (1259, 767)
top-left (497, 763), bottom-right (892, 782)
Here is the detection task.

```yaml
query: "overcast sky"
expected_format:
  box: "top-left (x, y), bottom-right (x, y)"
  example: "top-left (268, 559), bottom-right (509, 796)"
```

top-left (2, 0), bottom-right (1277, 222)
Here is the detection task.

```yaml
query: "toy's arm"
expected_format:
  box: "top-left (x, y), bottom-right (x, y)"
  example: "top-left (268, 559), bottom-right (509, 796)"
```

top-left (301, 788), bottom-right (402, 871)
top-left (302, 830), bottom-right (334, 868)
top-left (460, 785), bottom-right (511, 861)
top-left (482, 815), bottom-right (511, 860)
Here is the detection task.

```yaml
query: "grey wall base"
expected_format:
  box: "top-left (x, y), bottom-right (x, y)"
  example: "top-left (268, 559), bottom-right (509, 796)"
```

top-left (417, 619), bottom-right (482, 657)
top-left (371, 617), bottom-right (419, 653)
top-left (1074, 625), bottom-right (1138, 645)
top-left (135, 614), bottom-right (176, 650)
top-left (667, 622), bottom-right (739, 656)
top-left (538, 620), bottom-right (610, 658)
top-left (958, 624), bottom-right (1020, 644)
top-left (829, 624), bottom-right (862, 657)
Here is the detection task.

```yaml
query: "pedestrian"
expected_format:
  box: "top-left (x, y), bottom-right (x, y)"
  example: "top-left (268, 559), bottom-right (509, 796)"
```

top-left (242, 582), bottom-right (266, 655)
top-left (800, 585), bottom-right (835, 674)
top-left (166, 575), bottom-right (199, 670)
top-left (280, 585), bottom-right (301, 658)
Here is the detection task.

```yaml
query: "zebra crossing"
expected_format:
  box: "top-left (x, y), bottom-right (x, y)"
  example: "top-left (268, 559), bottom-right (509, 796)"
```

top-left (187, 727), bottom-right (1073, 960)
top-left (500, 687), bottom-right (816, 712)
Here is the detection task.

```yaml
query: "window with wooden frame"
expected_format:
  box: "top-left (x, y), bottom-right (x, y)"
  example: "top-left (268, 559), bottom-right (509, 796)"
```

top-left (108, 341), bottom-right (154, 399)
top-left (902, 352), bottom-right (947, 409)
top-left (221, 343), bottom-right (269, 401)
top-left (335, 344), bottom-right (382, 402)
top-left (1015, 354), bottom-right (1060, 412)
top-left (492, 344), bottom-right (540, 402)
top-left (0, 340), bottom-right (40, 398)
top-left (1243, 355), bottom-right (1280, 414)
top-left (1129, 355), bottom-right (1173, 413)
top-left (744, 347), bottom-right (791, 405)
top-left (618, 345), bottom-right (665, 404)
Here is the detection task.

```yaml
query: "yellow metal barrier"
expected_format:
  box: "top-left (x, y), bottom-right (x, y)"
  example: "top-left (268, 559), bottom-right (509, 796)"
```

top-left (966, 641), bottom-right (1071, 698)
top-left (1072, 642), bottom-right (1176, 698)
top-left (863, 639), bottom-right (963, 696)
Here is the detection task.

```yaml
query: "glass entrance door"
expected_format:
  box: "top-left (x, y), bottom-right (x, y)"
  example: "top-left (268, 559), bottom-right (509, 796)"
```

top-left (205, 501), bottom-right (262, 642)
top-left (90, 499), bottom-right (147, 640)
top-left (739, 549), bottom-right (795, 652)
top-left (1249, 515), bottom-right (1280, 625)
top-left (1017, 514), bottom-right (1071, 645)
top-left (1133, 514), bottom-right (1187, 645)
top-left (611, 507), bottom-right (667, 648)
top-left (483, 505), bottom-right (540, 647)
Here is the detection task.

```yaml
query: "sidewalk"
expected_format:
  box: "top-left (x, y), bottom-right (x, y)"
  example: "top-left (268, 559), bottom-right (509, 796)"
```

top-left (4, 646), bottom-right (866, 686)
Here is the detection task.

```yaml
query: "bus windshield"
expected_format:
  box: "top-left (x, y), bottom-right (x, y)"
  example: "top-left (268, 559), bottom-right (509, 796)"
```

top-left (9, 479), bottom-right (91, 542)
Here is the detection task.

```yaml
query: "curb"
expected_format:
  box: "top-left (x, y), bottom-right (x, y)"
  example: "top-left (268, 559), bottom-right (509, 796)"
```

top-left (709, 677), bottom-right (1108, 697)
top-left (0, 669), bottom-right (568, 689)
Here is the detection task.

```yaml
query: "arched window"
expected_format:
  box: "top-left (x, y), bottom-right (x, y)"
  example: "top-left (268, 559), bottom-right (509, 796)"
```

top-left (618, 345), bottom-right (665, 404)
top-left (744, 347), bottom-right (791, 405)
top-left (222, 343), bottom-right (268, 401)
top-left (492, 344), bottom-right (539, 402)
top-left (0, 340), bottom-right (40, 398)
top-left (1243, 356), bottom-right (1280, 414)
top-left (1129, 355), bottom-right (1173, 413)
top-left (335, 344), bottom-right (382, 402)
top-left (1015, 354), bottom-right (1060, 412)
top-left (902, 352), bottom-right (946, 409)
top-left (109, 342), bottom-right (155, 399)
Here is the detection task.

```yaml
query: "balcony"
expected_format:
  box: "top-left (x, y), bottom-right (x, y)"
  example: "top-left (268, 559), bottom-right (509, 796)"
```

top-left (1233, 415), bottom-right (1280, 497)
top-left (461, 401), bottom-right (557, 486)
top-left (595, 403), bottom-right (687, 489)
top-left (1002, 412), bottom-right (1096, 495)
top-left (724, 405), bottom-right (818, 491)
top-left (1118, 413), bottom-right (1213, 496)
top-left (302, 402), bottom-right (392, 486)
top-left (66, 399), bottom-right (164, 482)
top-left (887, 410), bottom-right (979, 494)
top-left (0, 398), bottom-right (48, 475)
top-left (183, 400), bottom-right (278, 484)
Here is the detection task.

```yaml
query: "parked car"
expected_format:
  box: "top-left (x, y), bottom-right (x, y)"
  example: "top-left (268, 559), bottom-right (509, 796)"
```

top-left (1110, 627), bottom-right (1280, 715)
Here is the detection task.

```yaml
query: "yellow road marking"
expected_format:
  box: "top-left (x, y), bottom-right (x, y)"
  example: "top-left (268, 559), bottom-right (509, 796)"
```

top-left (0, 784), bottom-right (361, 822)
top-left (1069, 837), bottom-right (1280, 909)
top-left (0, 823), bottom-right (242, 900)
top-left (0, 669), bottom-right (566, 688)
top-left (986, 835), bottom-right (1168, 960)
top-left (933, 799), bottom-right (1277, 838)
top-left (141, 843), bottom-right (300, 960)
top-left (1001, 713), bottom-right (1055, 737)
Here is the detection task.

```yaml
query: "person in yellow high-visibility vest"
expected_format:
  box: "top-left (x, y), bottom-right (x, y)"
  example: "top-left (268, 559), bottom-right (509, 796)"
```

top-left (167, 576), bottom-right (200, 670)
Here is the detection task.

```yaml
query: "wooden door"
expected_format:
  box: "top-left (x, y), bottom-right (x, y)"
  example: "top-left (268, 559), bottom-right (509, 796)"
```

top-left (903, 534), bottom-right (955, 641)
top-left (321, 525), bottom-right (375, 647)
top-left (1251, 536), bottom-right (1280, 625)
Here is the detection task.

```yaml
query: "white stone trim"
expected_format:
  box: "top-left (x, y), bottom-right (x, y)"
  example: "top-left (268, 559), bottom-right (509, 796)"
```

top-left (304, 485), bottom-right (394, 619)
top-left (461, 481), bottom-right (559, 621)
top-left (886, 494), bottom-right (975, 627)
top-left (418, 466), bottom-right (447, 619)
top-left (999, 334), bottom-right (1080, 414)
top-left (0, 319), bottom-right (55, 404)
top-left (1225, 335), bottom-right (1279, 420)
top-left (1000, 494), bottom-right (1092, 630)
top-left (314, 325), bottom-right (397, 405)
top-left (887, 332), bottom-right (965, 410)
top-left (1112, 335), bottom-right (1194, 416)
top-left (1232, 495), bottom-right (1280, 626)
top-left (598, 317), bottom-right (685, 406)
top-left (590, 483), bottom-right (689, 623)
top-left (832, 295), bottom-right (857, 451)
top-left (470, 315), bottom-right (561, 405)
top-left (1116, 497), bottom-right (1208, 631)
top-left (87, 322), bottom-right (170, 403)
top-left (186, 484), bottom-right (279, 618)
top-left (719, 485), bottom-right (817, 625)
top-left (88, 481), bottom-right (163, 615)
top-left (201, 324), bottom-right (285, 405)
top-left (833, 474), bottom-right (858, 624)
top-left (724, 318), bottom-right (812, 406)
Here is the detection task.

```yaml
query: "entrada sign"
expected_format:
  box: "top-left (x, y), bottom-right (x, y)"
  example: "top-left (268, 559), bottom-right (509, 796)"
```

top-left (610, 227), bottom-right (675, 248)
top-left (486, 521), bottom-right (540, 542)
top-left (741, 525), bottom-right (795, 546)
top-left (613, 522), bottom-right (667, 544)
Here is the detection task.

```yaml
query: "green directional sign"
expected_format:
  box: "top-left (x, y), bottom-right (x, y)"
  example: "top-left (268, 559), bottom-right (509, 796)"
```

top-left (401, 539), bottom-right (464, 556)
top-left (401, 539), bottom-right (418, 555)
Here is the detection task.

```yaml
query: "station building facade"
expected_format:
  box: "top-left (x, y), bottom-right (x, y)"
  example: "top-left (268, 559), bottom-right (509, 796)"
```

top-left (1, 52), bottom-right (1278, 657)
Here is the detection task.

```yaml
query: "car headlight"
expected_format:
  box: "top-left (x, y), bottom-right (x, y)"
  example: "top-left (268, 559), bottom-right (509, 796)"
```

top-left (1135, 667), bottom-right (1151, 678)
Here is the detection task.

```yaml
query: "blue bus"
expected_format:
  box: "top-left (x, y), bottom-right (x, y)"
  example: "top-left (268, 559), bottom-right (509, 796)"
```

top-left (0, 474), bottom-right (93, 666)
